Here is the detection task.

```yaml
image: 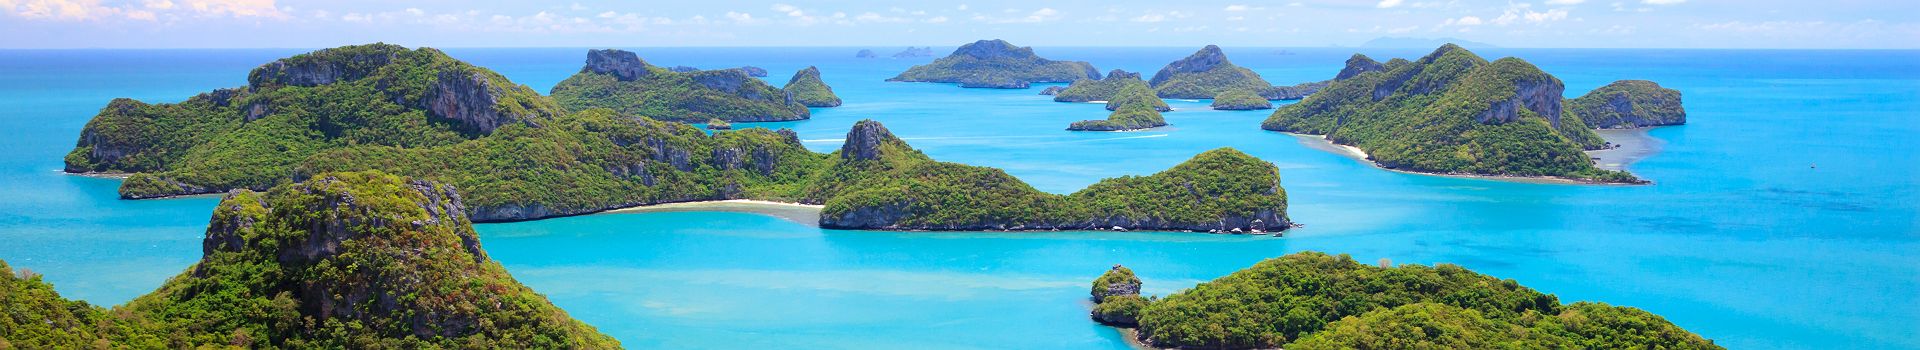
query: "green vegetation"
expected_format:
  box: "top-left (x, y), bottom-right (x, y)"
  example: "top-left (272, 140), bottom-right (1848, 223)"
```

top-left (783, 66), bottom-right (843, 107)
top-left (1070, 103), bottom-right (1166, 131)
top-left (1104, 83), bottom-right (1170, 112)
top-left (550, 49), bottom-right (809, 122)
top-left (1091, 252), bottom-right (1720, 350)
top-left (67, 43), bottom-right (563, 198)
top-left (1567, 79), bottom-right (1687, 129)
top-left (888, 39), bottom-right (1100, 88)
top-left (67, 44), bottom-right (1290, 230)
top-left (1, 172), bottom-right (621, 348)
top-left (1261, 44), bottom-right (1642, 183)
top-left (706, 118), bottom-right (733, 130)
top-left (816, 123), bottom-right (1290, 231)
top-left (1090, 265), bottom-right (1142, 303)
top-left (1052, 69), bottom-right (1146, 103)
top-left (1210, 88), bottom-right (1273, 110)
top-left (1149, 45), bottom-right (1274, 99)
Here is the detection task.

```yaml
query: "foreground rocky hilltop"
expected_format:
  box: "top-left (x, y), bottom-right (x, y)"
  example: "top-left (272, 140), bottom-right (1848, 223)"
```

top-left (888, 39), bottom-right (1101, 89)
top-left (0, 172), bottom-right (619, 348)
top-left (815, 121), bottom-right (1288, 232)
top-left (1261, 44), bottom-right (1662, 183)
top-left (550, 48), bottom-right (827, 122)
top-left (1091, 252), bottom-right (1722, 349)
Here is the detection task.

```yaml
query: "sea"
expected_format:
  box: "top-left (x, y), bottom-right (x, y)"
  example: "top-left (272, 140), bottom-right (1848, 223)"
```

top-left (0, 46), bottom-right (1915, 349)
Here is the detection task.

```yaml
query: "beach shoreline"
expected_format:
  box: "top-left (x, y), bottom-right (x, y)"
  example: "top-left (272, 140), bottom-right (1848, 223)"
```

top-left (1586, 128), bottom-right (1664, 172)
top-left (602, 199), bottom-right (823, 225)
top-left (1279, 131), bottom-right (1642, 185)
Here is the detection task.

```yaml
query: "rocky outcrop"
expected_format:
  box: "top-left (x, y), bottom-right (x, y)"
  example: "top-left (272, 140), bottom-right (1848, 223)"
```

top-left (856, 49), bottom-right (878, 58)
top-left (422, 70), bottom-right (538, 134)
top-left (1149, 45), bottom-right (1231, 86)
top-left (782, 66), bottom-right (842, 107)
top-left (1091, 265), bottom-right (1142, 303)
top-left (1473, 60), bottom-right (1565, 127)
top-left (1567, 80), bottom-right (1686, 129)
top-left (840, 120), bottom-right (898, 161)
top-left (582, 49), bottom-right (651, 81)
top-left (247, 44), bottom-right (402, 88)
top-left (1148, 45), bottom-right (1275, 99)
top-left (1335, 54), bottom-right (1386, 80)
top-left (1038, 86), bottom-right (1066, 95)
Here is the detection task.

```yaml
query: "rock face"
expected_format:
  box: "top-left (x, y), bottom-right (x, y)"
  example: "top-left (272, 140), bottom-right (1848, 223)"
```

top-left (839, 120), bottom-right (898, 161)
top-left (888, 39), bottom-right (1100, 88)
top-left (423, 69), bottom-right (544, 134)
top-left (583, 48), bottom-right (651, 81)
top-left (248, 44), bottom-right (401, 87)
top-left (856, 49), bottom-right (878, 58)
top-left (1567, 80), bottom-right (1686, 129)
top-left (1335, 54), bottom-right (1386, 80)
top-left (1091, 265), bottom-right (1142, 303)
top-left (1038, 86), bottom-right (1066, 95)
top-left (1150, 45), bottom-right (1232, 85)
top-left (783, 66), bottom-right (843, 107)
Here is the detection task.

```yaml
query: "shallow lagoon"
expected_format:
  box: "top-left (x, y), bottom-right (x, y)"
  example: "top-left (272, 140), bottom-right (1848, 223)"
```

top-left (0, 47), bottom-right (1914, 349)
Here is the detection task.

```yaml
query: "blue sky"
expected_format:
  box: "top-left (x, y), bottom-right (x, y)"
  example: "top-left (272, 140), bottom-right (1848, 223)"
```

top-left (0, 0), bottom-right (1914, 49)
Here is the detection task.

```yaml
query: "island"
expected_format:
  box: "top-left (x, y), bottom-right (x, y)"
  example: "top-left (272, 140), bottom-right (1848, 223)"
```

top-left (67, 43), bottom-right (1290, 231)
top-left (1053, 69), bottom-right (1144, 102)
top-left (737, 65), bottom-right (769, 77)
top-left (816, 120), bottom-right (1287, 232)
top-left (1261, 44), bottom-right (1661, 183)
top-left (887, 39), bottom-right (1101, 89)
top-left (706, 118), bottom-right (732, 130)
top-left (1567, 79), bottom-right (1687, 129)
top-left (1089, 252), bottom-right (1722, 349)
top-left (1209, 88), bottom-right (1272, 110)
top-left (1069, 103), bottom-right (1166, 131)
top-left (0, 172), bottom-right (620, 348)
top-left (1149, 45), bottom-right (1276, 99)
top-left (1037, 86), bottom-right (1065, 95)
top-left (550, 48), bottom-right (812, 122)
top-left (891, 46), bottom-right (933, 58)
top-left (783, 66), bottom-right (843, 107)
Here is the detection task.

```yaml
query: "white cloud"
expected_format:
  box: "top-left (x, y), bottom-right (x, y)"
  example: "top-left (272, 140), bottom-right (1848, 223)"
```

top-left (1643, 0), bottom-right (1684, 4)
top-left (1546, 0), bottom-right (1586, 4)
top-left (982, 7), bottom-right (1058, 23)
top-left (1492, 4), bottom-right (1569, 26)
top-left (724, 11), bottom-right (760, 24)
top-left (143, 0), bottom-right (172, 10)
top-left (1224, 4), bottom-right (1259, 11)
top-left (924, 15), bottom-right (947, 23)
top-left (1376, 0), bottom-right (1404, 8)
top-left (1445, 15), bottom-right (1484, 26)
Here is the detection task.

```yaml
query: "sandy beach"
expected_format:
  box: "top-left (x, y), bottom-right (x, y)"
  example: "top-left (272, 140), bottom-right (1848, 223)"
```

top-left (603, 199), bottom-right (823, 225)
top-left (1587, 128), bottom-right (1664, 172)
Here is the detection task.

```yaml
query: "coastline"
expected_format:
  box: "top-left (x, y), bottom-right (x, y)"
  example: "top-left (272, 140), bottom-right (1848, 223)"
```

top-left (602, 199), bottom-right (823, 225)
top-left (1278, 132), bottom-right (1639, 185)
top-left (1587, 128), bottom-right (1664, 172)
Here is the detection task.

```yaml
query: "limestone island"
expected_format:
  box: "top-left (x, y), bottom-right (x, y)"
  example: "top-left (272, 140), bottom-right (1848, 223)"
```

top-left (1067, 82), bottom-right (1172, 131)
top-left (551, 48), bottom-right (839, 123)
top-left (888, 39), bottom-right (1101, 89)
top-left (855, 49), bottom-right (878, 58)
top-left (1037, 85), bottom-right (1066, 95)
top-left (705, 118), bottom-right (732, 130)
top-left (66, 44), bottom-right (1288, 232)
top-left (0, 171), bottom-right (620, 348)
top-left (1090, 252), bottom-right (1723, 350)
top-left (892, 46), bottom-right (934, 58)
top-left (1261, 44), bottom-right (1687, 184)
top-left (783, 66), bottom-right (843, 107)
top-left (1150, 45), bottom-right (1328, 100)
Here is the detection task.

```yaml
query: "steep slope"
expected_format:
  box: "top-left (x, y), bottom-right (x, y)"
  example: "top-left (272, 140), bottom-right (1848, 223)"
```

top-left (64, 43), bottom-right (563, 199)
top-left (0, 262), bottom-right (109, 349)
top-left (783, 66), bottom-right (843, 107)
top-left (551, 49), bottom-right (810, 123)
top-left (1210, 88), bottom-right (1273, 110)
top-left (1052, 69), bottom-right (1148, 102)
top-left (888, 39), bottom-right (1101, 88)
top-left (1261, 44), bottom-right (1640, 183)
top-left (1, 172), bottom-right (621, 348)
top-left (1149, 45), bottom-right (1275, 99)
top-left (1092, 252), bottom-right (1721, 350)
top-left (813, 121), bottom-right (1288, 232)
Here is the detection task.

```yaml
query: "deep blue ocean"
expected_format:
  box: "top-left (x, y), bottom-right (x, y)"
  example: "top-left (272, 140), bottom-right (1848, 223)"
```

top-left (0, 46), bottom-right (1915, 349)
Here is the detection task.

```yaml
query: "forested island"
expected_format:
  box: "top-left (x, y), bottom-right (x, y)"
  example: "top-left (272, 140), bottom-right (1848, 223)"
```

top-left (65, 43), bottom-right (1290, 232)
top-left (888, 39), bottom-right (1101, 89)
top-left (1261, 44), bottom-right (1686, 183)
top-left (0, 172), bottom-right (619, 348)
top-left (1089, 252), bottom-right (1721, 349)
top-left (550, 49), bottom-right (834, 122)
top-left (783, 66), bottom-right (842, 107)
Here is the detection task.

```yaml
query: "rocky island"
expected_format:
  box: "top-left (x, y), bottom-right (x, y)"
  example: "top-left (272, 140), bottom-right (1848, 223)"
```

top-left (550, 48), bottom-right (817, 123)
top-left (783, 66), bottom-right (843, 107)
top-left (815, 121), bottom-right (1288, 232)
top-left (891, 46), bottom-right (934, 58)
top-left (1053, 69), bottom-right (1146, 102)
top-left (68, 44), bottom-right (1289, 231)
top-left (0, 172), bottom-right (620, 348)
top-left (855, 49), bottom-right (877, 58)
top-left (1150, 45), bottom-right (1278, 99)
top-left (888, 39), bottom-right (1101, 89)
top-left (1261, 44), bottom-right (1663, 183)
top-left (1069, 103), bottom-right (1167, 131)
top-left (1090, 252), bottom-right (1722, 349)
top-left (1567, 79), bottom-right (1687, 129)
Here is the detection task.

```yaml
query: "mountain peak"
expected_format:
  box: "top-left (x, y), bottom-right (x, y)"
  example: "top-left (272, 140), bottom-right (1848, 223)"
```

top-left (583, 49), bottom-right (652, 81)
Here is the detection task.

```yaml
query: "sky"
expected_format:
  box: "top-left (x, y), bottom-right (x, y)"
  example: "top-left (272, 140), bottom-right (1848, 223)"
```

top-left (0, 0), bottom-right (1915, 49)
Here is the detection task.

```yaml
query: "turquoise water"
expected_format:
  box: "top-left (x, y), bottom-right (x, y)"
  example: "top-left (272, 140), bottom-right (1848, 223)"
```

top-left (2, 47), bottom-right (1916, 349)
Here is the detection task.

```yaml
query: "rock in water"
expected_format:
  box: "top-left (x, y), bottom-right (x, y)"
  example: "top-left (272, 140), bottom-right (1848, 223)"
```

top-left (1038, 86), bottom-right (1066, 95)
top-left (856, 49), bottom-right (878, 58)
